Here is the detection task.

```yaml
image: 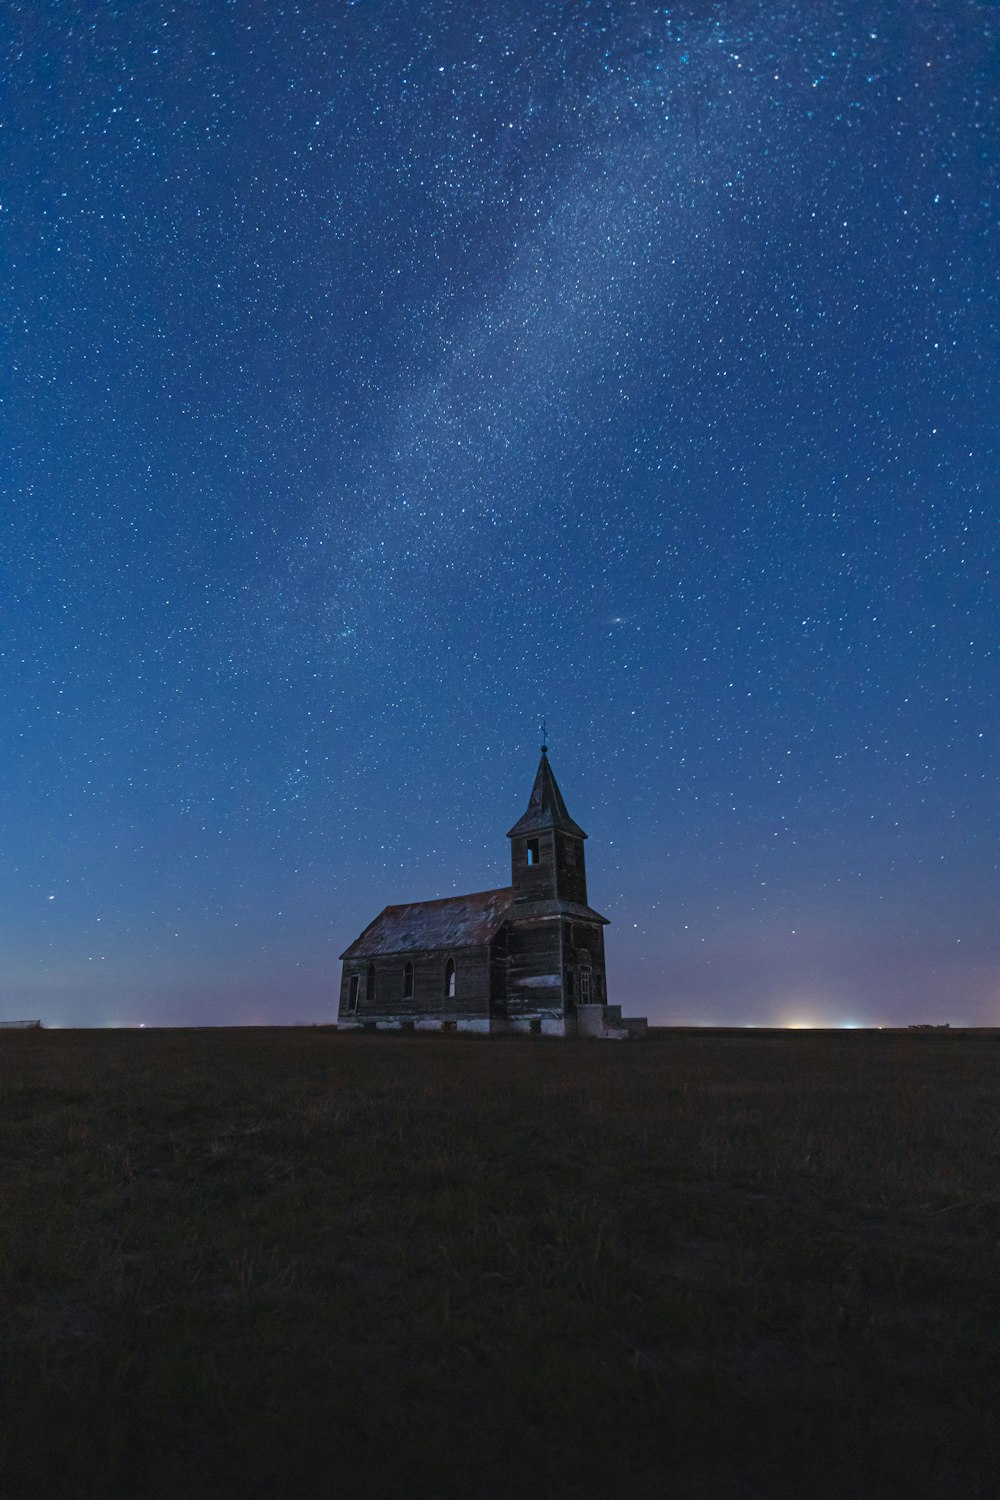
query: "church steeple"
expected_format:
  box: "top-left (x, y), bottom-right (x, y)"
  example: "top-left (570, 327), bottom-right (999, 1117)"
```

top-left (507, 747), bottom-right (589, 906)
top-left (507, 746), bottom-right (587, 841)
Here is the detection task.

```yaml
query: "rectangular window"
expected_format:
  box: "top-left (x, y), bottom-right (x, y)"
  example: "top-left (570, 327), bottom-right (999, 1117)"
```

top-left (526, 838), bottom-right (539, 865)
top-left (580, 970), bottom-right (592, 1003)
top-left (348, 975), bottom-right (360, 1013)
top-left (565, 970), bottom-right (575, 998)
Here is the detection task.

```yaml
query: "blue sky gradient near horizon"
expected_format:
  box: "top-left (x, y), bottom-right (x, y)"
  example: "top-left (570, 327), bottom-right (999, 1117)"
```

top-left (2, 0), bottom-right (996, 1028)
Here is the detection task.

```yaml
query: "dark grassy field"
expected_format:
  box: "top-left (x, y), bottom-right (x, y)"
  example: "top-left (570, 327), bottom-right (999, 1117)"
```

top-left (1, 1027), bottom-right (997, 1499)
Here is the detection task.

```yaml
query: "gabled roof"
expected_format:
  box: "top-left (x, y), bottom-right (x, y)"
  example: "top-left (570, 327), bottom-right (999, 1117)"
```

top-left (340, 887), bottom-right (512, 960)
top-left (507, 748), bottom-right (587, 840)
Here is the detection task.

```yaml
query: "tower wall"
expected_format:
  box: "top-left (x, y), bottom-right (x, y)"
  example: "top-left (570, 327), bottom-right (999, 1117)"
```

top-left (505, 917), bottom-right (563, 1020)
top-left (510, 829), bottom-right (588, 907)
top-left (553, 830), bottom-right (588, 906)
top-left (563, 919), bottom-right (608, 1005)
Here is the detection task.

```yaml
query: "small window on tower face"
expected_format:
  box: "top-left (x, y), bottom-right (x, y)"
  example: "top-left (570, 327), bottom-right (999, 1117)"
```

top-left (565, 841), bottom-right (577, 867)
top-left (526, 839), bottom-right (539, 865)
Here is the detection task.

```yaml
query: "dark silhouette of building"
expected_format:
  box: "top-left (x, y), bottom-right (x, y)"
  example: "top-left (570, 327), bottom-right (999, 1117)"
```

top-left (338, 748), bottom-right (647, 1037)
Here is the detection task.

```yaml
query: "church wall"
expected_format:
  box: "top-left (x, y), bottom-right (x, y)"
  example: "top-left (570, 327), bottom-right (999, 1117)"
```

top-left (338, 944), bottom-right (491, 1025)
top-left (489, 928), bottom-right (509, 1018)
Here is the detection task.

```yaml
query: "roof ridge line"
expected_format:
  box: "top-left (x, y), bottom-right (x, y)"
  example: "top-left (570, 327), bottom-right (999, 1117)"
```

top-left (381, 885), bottom-right (511, 913)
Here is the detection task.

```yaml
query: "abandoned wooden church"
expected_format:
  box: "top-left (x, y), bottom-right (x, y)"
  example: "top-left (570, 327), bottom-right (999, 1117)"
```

top-left (338, 748), bottom-right (648, 1038)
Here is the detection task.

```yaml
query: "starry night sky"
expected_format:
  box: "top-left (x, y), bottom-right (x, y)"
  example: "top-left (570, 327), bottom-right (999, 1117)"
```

top-left (3, 1), bottom-right (996, 1028)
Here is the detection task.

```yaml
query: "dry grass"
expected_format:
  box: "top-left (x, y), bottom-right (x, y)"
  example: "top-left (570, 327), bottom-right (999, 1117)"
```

top-left (1, 1027), bottom-right (998, 1499)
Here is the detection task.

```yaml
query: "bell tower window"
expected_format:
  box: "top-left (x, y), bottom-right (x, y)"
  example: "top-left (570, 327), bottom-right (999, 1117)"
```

top-left (526, 838), bottom-right (539, 865)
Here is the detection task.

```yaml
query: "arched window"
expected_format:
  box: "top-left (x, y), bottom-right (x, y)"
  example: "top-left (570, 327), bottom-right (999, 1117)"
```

top-left (403, 961), bottom-right (414, 1000)
top-left (444, 958), bottom-right (456, 1000)
top-left (367, 964), bottom-right (377, 1003)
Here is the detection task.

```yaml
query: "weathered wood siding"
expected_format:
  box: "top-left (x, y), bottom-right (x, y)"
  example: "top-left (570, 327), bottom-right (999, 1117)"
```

top-left (339, 945), bottom-right (491, 1023)
top-left (505, 916), bottom-right (563, 1018)
top-left (510, 829), bottom-right (588, 907)
top-left (553, 831), bottom-right (588, 906)
top-left (510, 830), bottom-right (558, 904)
top-left (563, 919), bottom-right (609, 1004)
top-left (489, 926), bottom-right (509, 1017)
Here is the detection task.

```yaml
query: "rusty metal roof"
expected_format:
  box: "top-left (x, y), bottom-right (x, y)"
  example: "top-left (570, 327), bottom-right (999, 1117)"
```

top-left (340, 887), bottom-right (513, 959)
top-left (507, 749), bottom-right (587, 840)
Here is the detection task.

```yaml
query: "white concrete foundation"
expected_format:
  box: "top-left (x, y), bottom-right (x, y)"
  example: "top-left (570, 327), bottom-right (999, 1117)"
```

top-left (337, 1015), bottom-right (492, 1034)
top-left (575, 1004), bottom-right (648, 1039)
top-left (338, 1009), bottom-right (647, 1038)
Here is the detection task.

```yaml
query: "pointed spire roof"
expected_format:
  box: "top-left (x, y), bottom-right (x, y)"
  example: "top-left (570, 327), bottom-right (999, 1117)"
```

top-left (507, 748), bottom-right (587, 840)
